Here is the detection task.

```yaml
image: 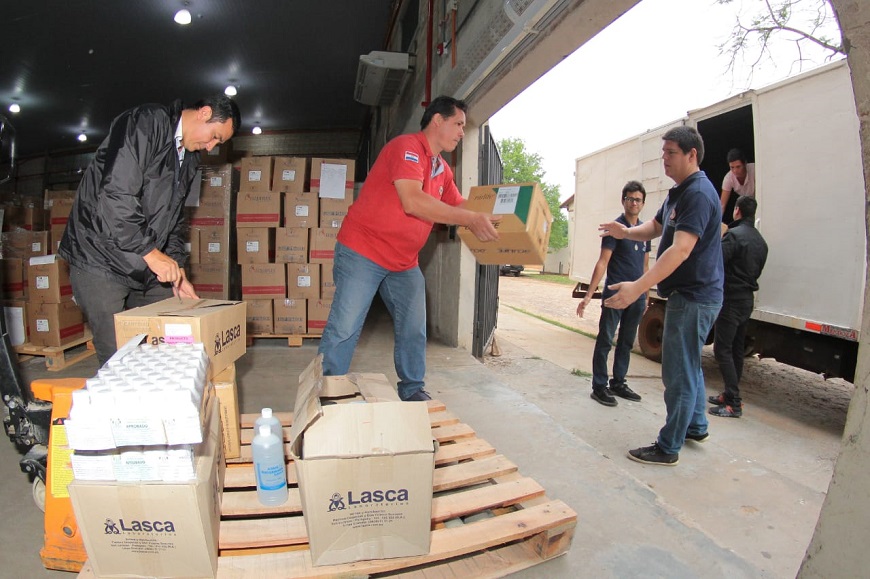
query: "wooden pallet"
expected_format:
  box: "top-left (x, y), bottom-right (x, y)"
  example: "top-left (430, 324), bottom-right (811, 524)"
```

top-left (14, 329), bottom-right (96, 371)
top-left (78, 400), bottom-right (577, 578)
top-left (246, 333), bottom-right (322, 347)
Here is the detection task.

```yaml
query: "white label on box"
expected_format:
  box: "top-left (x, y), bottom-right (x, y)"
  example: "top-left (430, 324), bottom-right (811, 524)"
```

top-left (319, 163), bottom-right (347, 199)
top-left (248, 169), bottom-right (262, 182)
top-left (207, 146), bottom-right (221, 157)
top-left (30, 255), bottom-right (56, 265)
top-left (282, 169), bottom-right (297, 182)
top-left (297, 275), bottom-right (311, 288)
top-left (493, 186), bottom-right (521, 215)
top-left (36, 318), bottom-right (50, 332)
top-left (246, 241), bottom-right (260, 253)
top-left (31, 242), bottom-right (42, 252)
top-left (164, 323), bottom-right (194, 344)
top-left (209, 176), bottom-right (223, 187)
top-left (295, 204), bottom-right (309, 217)
top-left (35, 275), bottom-right (50, 290)
top-left (184, 242), bottom-right (192, 252)
top-left (208, 242), bottom-right (221, 253)
top-left (329, 220), bottom-right (341, 228)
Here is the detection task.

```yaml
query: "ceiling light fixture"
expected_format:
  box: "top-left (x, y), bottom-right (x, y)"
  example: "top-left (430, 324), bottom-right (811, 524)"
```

top-left (224, 85), bottom-right (237, 97)
top-left (174, 9), bottom-right (192, 25)
top-left (252, 126), bottom-right (262, 135)
top-left (78, 132), bottom-right (87, 143)
top-left (8, 103), bottom-right (20, 113)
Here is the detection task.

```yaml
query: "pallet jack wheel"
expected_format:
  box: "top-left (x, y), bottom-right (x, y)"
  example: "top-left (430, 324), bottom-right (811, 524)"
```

top-left (33, 477), bottom-right (46, 512)
top-left (638, 302), bottom-right (665, 363)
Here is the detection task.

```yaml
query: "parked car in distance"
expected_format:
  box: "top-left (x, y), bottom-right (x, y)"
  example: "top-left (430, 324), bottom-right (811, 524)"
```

top-left (499, 264), bottom-right (524, 277)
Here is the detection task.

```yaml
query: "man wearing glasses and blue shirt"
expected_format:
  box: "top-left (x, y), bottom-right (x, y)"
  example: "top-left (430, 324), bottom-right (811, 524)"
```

top-left (577, 181), bottom-right (650, 407)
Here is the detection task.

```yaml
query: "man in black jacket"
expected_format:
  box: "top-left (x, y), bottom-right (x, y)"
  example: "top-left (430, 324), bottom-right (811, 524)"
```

top-left (709, 195), bottom-right (768, 417)
top-left (58, 95), bottom-right (240, 365)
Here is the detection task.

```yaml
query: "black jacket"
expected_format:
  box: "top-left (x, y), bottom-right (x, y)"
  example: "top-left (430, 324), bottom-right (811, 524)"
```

top-left (722, 218), bottom-right (768, 299)
top-left (58, 101), bottom-right (200, 290)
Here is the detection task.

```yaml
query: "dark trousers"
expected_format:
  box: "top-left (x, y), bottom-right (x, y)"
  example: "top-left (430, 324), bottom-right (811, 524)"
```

top-left (713, 296), bottom-right (754, 407)
top-left (592, 296), bottom-right (646, 389)
top-left (70, 265), bottom-right (173, 366)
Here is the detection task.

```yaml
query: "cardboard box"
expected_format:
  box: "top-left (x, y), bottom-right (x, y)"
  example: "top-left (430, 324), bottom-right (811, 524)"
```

top-left (213, 363), bottom-right (241, 460)
top-left (114, 298), bottom-right (246, 378)
top-left (27, 255), bottom-right (72, 303)
top-left (0, 230), bottom-right (50, 260)
top-left (28, 300), bottom-right (84, 347)
top-left (237, 227), bottom-right (274, 264)
top-left (307, 299), bottom-right (331, 335)
top-left (47, 197), bottom-right (75, 229)
top-left (188, 263), bottom-right (230, 300)
top-left (321, 263), bottom-right (335, 300)
top-left (275, 227), bottom-right (308, 263)
top-left (272, 156), bottom-right (307, 194)
top-left (240, 156), bottom-right (274, 192)
top-left (310, 158), bottom-right (354, 199)
top-left (273, 298), bottom-right (306, 334)
top-left (198, 226), bottom-right (230, 265)
top-left (237, 190), bottom-right (281, 228)
top-left (0, 257), bottom-right (26, 299)
top-left (289, 356), bottom-right (435, 566)
top-left (69, 397), bottom-right (223, 579)
top-left (458, 182), bottom-right (553, 265)
top-left (186, 227), bottom-right (201, 264)
top-left (200, 140), bottom-right (232, 165)
top-left (284, 191), bottom-right (319, 228)
top-left (241, 263), bottom-right (286, 300)
top-left (44, 189), bottom-right (77, 204)
top-left (244, 298), bottom-right (274, 334)
top-left (287, 263), bottom-right (320, 300)
top-left (309, 228), bottom-right (338, 263)
top-left (3, 299), bottom-right (28, 346)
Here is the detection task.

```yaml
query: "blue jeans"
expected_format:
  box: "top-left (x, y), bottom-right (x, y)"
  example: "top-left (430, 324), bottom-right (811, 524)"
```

top-left (592, 296), bottom-right (646, 389)
top-left (318, 242), bottom-right (427, 399)
top-left (657, 292), bottom-right (721, 454)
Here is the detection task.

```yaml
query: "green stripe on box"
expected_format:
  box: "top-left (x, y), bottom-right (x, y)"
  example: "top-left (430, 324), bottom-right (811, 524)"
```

top-left (511, 185), bottom-right (534, 224)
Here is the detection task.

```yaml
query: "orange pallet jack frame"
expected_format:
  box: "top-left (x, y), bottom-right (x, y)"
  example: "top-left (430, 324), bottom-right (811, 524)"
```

top-left (31, 377), bottom-right (88, 573)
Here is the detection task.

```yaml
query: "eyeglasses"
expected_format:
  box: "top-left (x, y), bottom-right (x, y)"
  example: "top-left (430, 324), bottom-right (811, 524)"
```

top-left (623, 197), bottom-right (644, 204)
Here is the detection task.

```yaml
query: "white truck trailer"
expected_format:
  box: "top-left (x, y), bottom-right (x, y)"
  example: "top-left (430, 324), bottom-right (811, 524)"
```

top-left (570, 60), bottom-right (866, 381)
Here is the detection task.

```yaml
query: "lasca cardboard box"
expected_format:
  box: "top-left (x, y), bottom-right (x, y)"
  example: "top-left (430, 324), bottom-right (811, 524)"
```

top-left (113, 298), bottom-right (246, 378)
top-left (458, 182), bottom-right (553, 265)
top-left (289, 356), bottom-right (435, 566)
top-left (27, 255), bottom-right (73, 303)
top-left (69, 396), bottom-right (223, 579)
top-left (213, 363), bottom-right (241, 460)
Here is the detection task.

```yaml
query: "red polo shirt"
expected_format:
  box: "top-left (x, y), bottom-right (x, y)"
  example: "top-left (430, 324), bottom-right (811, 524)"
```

top-left (337, 132), bottom-right (463, 271)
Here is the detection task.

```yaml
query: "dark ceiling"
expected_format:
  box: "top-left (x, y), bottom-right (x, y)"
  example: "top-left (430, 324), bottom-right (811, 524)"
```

top-left (1, 0), bottom-right (395, 158)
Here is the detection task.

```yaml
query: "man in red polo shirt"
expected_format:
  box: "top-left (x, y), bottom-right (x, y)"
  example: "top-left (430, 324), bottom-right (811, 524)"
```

top-left (318, 96), bottom-right (499, 401)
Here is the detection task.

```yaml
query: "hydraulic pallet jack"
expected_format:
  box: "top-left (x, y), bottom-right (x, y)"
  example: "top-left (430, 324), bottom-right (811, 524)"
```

top-left (1, 113), bottom-right (89, 571)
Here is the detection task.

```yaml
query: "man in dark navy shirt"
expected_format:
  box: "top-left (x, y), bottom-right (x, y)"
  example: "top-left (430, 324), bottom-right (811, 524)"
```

top-left (599, 126), bottom-right (724, 467)
top-left (577, 181), bottom-right (651, 407)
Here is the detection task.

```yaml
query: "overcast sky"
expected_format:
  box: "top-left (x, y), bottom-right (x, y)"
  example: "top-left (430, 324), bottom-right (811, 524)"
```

top-left (488, 0), bottom-right (844, 201)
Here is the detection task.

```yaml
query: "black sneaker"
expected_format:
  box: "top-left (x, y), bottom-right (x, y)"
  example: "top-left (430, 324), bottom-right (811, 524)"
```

top-left (610, 383), bottom-right (642, 402)
top-left (591, 387), bottom-right (618, 407)
top-left (709, 404), bottom-right (742, 418)
top-left (402, 389), bottom-right (432, 402)
top-left (627, 442), bottom-right (679, 466)
top-left (685, 431), bottom-right (710, 443)
top-left (708, 393), bottom-right (726, 406)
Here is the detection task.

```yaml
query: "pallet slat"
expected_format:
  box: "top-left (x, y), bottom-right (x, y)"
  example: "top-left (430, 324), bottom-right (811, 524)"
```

top-left (14, 328), bottom-right (95, 371)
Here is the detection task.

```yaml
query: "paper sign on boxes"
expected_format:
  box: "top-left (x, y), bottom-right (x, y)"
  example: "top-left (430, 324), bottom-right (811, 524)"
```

top-left (458, 182), bottom-right (553, 265)
top-left (289, 355), bottom-right (436, 566)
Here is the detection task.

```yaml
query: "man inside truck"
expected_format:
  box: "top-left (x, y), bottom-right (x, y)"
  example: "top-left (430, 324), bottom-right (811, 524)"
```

top-left (719, 148), bottom-right (755, 221)
top-left (577, 180), bottom-right (650, 407)
top-left (58, 95), bottom-right (241, 365)
top-left (599, 126), bottom-right (724, 467)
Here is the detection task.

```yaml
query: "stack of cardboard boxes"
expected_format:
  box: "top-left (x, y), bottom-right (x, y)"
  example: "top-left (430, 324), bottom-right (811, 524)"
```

top-left (1, 189), bottom-right (85, 349)
top-left (236, 156), bottom-right (353, 337)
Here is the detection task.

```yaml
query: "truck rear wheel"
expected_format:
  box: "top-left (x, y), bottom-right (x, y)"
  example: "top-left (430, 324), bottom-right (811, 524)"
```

top-left (638, 303), bottom-right (665, 362)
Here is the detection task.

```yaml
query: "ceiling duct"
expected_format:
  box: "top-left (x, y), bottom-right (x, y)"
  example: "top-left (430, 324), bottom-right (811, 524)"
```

top-left (354, 51), bottom-right (410, 106)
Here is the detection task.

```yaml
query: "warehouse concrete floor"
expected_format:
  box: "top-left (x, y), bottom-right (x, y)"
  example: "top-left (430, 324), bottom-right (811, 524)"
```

top-left (2, 300), bottom-right (843, 578)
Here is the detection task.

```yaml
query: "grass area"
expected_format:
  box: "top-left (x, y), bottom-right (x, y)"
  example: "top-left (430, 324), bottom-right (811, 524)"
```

top-left (521, 272), bottom-right (575, 286)
top-left (571, 368), bottom-right (591, 378)
top-left (503, 304), bottom-right (597, 341)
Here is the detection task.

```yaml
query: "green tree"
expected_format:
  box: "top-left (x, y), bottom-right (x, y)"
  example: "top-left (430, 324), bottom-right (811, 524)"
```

top-left (497, 137), bottom-right (568, 251)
